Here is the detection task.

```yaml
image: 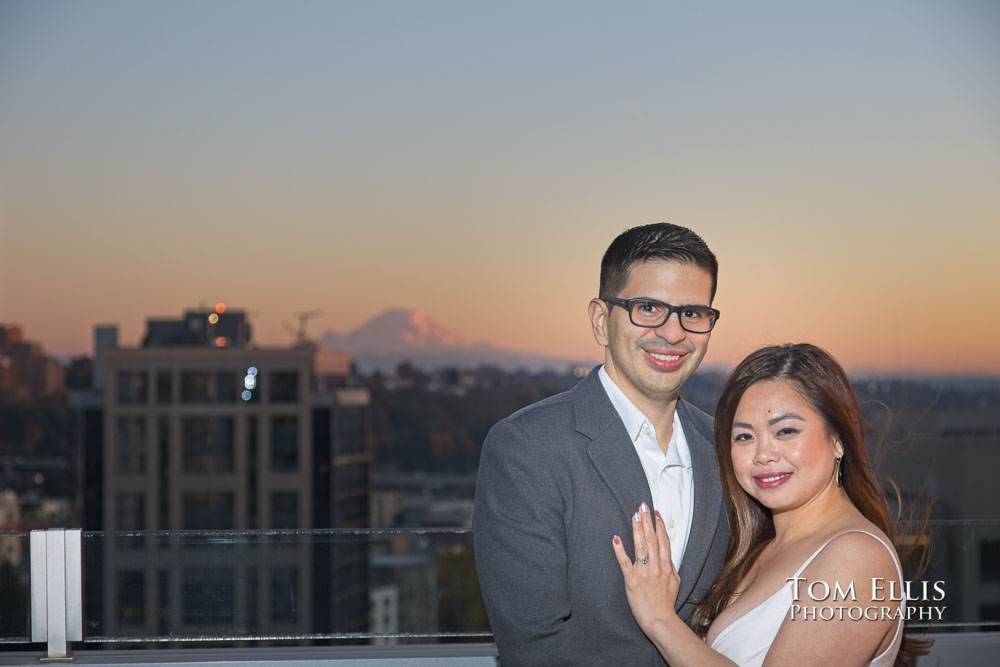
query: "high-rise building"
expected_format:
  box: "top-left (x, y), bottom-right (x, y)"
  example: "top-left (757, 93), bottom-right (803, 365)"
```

top-left (76, 308), bottom-right (372, 640)
top-left (92, 325), bottom-right (118, 391)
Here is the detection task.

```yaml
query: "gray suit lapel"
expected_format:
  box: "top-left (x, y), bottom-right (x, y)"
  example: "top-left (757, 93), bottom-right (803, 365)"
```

top-left (572, 371), bottom-right (652, 520)
top-left (675, 398), bottom-right (724, 605)
top-left (573, 372), bottom-right (724, 611)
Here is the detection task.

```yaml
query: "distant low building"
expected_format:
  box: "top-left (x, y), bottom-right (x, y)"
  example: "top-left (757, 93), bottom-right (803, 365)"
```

top-left (370, 551), bottom-right (438, 637)
top-left (369, 585), bottom-right (399, 644)
top-left (372, 471), bottom-right (477, 528)
top-left (0, 324), bottom-right (65, 401)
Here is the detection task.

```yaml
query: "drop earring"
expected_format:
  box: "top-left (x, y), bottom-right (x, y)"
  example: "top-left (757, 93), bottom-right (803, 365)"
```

top-left (835, 456), bottom-right (843, 487)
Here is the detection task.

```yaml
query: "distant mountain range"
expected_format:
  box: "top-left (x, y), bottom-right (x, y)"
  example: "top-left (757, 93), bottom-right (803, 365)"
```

top-left (319, 308), bottom-right (591, 372)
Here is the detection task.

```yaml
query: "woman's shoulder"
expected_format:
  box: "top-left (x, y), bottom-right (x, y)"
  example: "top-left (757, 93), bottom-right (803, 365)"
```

top-left (820, 521), bottom-right (895, 557)
top-left (766, 522), bottom-right (904, 665)
top-left (800, 522), bottom-right (900, 590)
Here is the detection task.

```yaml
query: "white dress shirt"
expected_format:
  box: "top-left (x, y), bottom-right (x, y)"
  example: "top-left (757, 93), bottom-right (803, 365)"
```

top-left (599, 366), bottom-right (694, 572)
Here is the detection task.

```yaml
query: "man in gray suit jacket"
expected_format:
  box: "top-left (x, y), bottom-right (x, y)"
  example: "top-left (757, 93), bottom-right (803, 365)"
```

top-left (474, 223), bottom-right (729, 666)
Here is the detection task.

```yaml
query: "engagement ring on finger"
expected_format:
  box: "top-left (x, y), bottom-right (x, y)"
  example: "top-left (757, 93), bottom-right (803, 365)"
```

top-left (635, 556), bottom-right (649, 564)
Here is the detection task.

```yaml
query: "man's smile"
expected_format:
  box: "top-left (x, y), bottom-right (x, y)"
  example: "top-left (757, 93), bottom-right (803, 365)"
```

top-left (641, 347), bottom-right (689, 372)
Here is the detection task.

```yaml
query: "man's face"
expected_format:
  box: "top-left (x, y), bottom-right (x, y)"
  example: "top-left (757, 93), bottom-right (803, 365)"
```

top-left (589, 260), bottom-right (714, 408)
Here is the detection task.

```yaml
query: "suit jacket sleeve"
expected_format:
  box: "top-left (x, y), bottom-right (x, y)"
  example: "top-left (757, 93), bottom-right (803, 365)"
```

top-left (473, 418), bottom-right (579, 667)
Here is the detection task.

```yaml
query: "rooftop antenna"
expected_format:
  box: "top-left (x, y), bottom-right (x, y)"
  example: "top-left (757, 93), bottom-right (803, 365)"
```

top-left (283, 310), bottom-right (322, 344)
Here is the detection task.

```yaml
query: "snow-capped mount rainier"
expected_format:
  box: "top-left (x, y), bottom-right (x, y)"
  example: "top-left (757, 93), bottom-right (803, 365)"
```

top-left (319, 308), bottom-right (587, 372)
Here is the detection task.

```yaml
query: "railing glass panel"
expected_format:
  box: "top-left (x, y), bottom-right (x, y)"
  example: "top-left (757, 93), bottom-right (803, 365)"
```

top-left (78, 528), bottom-right (488, 644)
top-left (0, 533), bottom-right (30, 644)
top-left (5, 521), bottom-right (1000, 646)
top-left (907, 520), bottom-right (1000, 632)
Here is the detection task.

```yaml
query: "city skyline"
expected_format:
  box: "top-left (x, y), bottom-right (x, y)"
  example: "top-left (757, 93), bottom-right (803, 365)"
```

top-left (2, 1), bottom-right (998, 374)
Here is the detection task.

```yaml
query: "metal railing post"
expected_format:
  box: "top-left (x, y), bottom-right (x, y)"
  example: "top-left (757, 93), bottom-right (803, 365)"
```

top-left (29, 528), bottom-right (83, 661)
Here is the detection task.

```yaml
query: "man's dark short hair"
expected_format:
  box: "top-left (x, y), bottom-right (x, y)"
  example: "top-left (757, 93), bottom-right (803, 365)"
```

top-left (599, 223), bottom-right (719, 303)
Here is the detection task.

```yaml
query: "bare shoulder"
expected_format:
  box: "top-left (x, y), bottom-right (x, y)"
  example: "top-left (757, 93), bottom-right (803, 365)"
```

top-left (801, 526), bottom-right (900, 601)
top-left (765, 526), bottom-right (902, 665)
top-left (816, 527), bottom-right (896, 563)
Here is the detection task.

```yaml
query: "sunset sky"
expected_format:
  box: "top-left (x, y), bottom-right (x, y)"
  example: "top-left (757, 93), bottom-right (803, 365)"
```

top-left (1, 1), bottom-right (998, 374)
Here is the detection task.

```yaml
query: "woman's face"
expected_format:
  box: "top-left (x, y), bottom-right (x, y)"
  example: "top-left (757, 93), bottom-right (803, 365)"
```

top-left (729, 379), bottom-right (844, 513)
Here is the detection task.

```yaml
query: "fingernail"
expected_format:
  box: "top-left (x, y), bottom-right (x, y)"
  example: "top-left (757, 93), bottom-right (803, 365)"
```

top-left (640, 502), bottom-right (649, 514)
top-left (655, 510), bottom-right (662, 520)
top-left (633, 511), bottom-right (641, 523)
top-left (613, 535), bottom-right (621, 545)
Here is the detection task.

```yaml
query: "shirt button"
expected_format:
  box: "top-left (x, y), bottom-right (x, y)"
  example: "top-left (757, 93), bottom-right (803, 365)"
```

top-left (669, 520), bottom-right (676, 529)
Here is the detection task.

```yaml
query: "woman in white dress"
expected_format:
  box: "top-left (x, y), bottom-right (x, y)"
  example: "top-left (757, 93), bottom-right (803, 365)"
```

top-left (612, 343), bottom-right (928, 666)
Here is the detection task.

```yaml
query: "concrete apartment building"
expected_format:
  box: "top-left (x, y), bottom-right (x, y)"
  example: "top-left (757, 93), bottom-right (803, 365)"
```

top-left (77, 308), bottom-right (372, 640)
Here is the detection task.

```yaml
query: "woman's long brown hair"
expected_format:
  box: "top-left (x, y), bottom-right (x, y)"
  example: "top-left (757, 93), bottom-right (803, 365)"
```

top-left (689, 343), bottom-right (929, 662)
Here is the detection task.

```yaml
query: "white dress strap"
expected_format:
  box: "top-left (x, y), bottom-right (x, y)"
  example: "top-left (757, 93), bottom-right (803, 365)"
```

top-left (710, 529), bottom-right (905, 667)
top-left (793, 529), bottom-right (906, 667)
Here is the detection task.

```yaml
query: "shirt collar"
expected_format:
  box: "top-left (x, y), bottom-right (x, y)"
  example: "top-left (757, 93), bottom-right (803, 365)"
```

top-left (599, 366), bottom-right (648, 441)
top-left (598, 365), bottom-right (692, 468)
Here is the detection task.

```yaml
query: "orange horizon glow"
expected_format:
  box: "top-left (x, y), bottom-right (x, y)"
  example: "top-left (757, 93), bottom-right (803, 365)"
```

top-left (6, 290), bottom-right (998, 377)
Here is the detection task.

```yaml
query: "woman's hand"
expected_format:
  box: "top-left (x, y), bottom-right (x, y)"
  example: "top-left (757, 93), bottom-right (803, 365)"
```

top-left (612, 502), bottom-right (681, 634)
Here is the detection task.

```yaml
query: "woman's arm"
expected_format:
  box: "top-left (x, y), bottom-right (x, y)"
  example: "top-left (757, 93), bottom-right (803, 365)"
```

top-left (612, 503), bottom-right (737, 667)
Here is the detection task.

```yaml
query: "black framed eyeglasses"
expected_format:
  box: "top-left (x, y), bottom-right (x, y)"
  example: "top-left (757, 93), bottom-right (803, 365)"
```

top-left (603, 297), bottom-right (720, 333)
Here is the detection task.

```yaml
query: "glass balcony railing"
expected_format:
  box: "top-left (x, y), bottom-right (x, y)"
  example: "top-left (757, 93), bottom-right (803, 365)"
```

top-left (0, 532), bottom-right (29, 645)
top-left (904, 519), bottom-right (1000, 633)
top-left (2, 522), bottom-right (999, 661)
top-left (2, 528), bottom-right (489, 648)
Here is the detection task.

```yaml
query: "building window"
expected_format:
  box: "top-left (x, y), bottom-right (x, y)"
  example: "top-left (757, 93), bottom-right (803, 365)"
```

top-left (182, 417), bottom-right (234, 473)
top-left (247, 416), bottom-right (258, 529)
top-left (179, 370), bottom-right (239, 402)
top-left (115, 417), bottom-right (147, 474)
top-left (335, 405), bottom-right (368, 455)
top-left (271, 416), bottom-right (299, 471)
top-left (116, 370), bottom-right (148, 404)
top-left (335, 461), bottom-right (370, 496)
top-left (270, 492), bottom-right (299, 529)
top-left (246, 568), bottom-right (259, 634)
top-left (270, 371), bottom-right (299, 402)
top-left (157, 569), bottom-right (169, 636)
top-left (155, 371), bottom-right (172, 404)
top-left (117, 570), bottom-right (145, 626)
top-left (180, 371), bottom-right (211, 403)
top-left (182, 568), bottom-right (235, 625)
top-left (182, 493), bottom-right (234, 530)
top-left (115, 493), bottom-right (145, 530)
top-left (270, 566), bottom-right (299, 623)
top-left (157, 417), bottom-right (169, 530)
top-left (214, 371), bottom-right (237, 403)
top-left (982, 541), bottom-right (1000, 582)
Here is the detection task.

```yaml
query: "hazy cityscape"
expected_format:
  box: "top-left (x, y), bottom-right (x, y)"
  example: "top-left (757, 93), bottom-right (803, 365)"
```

top-left (1, 308), bottom-right (998, 652)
